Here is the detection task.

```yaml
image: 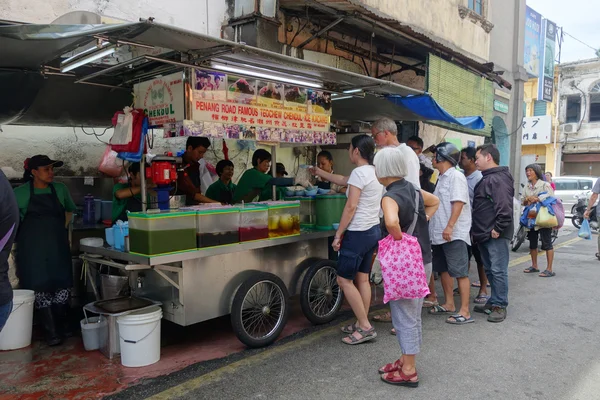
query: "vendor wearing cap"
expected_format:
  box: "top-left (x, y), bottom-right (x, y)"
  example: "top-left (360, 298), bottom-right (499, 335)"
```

top-left (233, 149), bottom-right (296, 203)
top-left (177, 137), bottom-right (219, 205)
top-left (112, 162), bottom-right (155, 222)
top-left (205, 160), bottom-right (236, 204)
top-left (13, 155), bottom-right (76, 346)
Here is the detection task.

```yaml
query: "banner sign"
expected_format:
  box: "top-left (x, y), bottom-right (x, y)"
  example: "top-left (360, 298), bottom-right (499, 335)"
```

top-left (524, 7), bottom-right (542, 77)
top-left (538, 19), bottom-right (557, 102)
top-left (134, 72), bottom-right (185, 126)
top-left (521, 115), bottom-right (552, 145)
top-left (181, 68), bottom-right (334, 143)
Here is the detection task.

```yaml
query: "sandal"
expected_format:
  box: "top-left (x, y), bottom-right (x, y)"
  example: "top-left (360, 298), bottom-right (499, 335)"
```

top-left (539, 270), bottom-right (556, 278)
top-left (523, 266), bottom-right (540, 273)
top-left (380, 370), bottom-right (419, 388)
top-left (474, 295), bottom-right (490, 304)
top-left (428, 305), bottom-right (455, 315)
top-left (471, 281), bottom-right (491, 288)
top-left (422, 300), bottom-right (439, 308)
top-left (446, 314), bottom-right (475, 325)
top-left (340, 322), bottom-right (358, 334)
top-left (378, 359), bottom-right (403, 374)
top-left (390, 328), bottom-right (396, 335)
top-left (453, 288), bottom-right (460, 296)
top-left (372, 311), bottom-right (393, 323)
top-left (342, 326), bottom-right (377, 345)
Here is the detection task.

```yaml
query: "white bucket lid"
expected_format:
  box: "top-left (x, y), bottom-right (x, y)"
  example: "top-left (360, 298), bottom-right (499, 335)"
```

top-left (117, 306), bottom-right (162, 324)
top-left (12, 289), bottom-right (35, 304)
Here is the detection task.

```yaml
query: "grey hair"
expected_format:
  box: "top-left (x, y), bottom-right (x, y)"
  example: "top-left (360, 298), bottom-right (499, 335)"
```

top-left (372, 117), bottom-right (398, 135)
top-left (374, 146), bottom-right (407, 179)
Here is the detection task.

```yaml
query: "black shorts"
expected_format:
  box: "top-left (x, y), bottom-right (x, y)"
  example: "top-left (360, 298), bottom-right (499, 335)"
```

top-left (528, 228), bottom-right (553, 251)
top-left (432, 240), bottom-right (469, 278)
top-left (337, 225), bottom-right (381, 280)
top-left (467, 243), bottom-right (483, 265)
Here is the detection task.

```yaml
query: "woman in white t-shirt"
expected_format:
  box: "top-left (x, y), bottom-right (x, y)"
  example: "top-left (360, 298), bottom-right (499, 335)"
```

top-left (311, 134), bottom-right (383, 345)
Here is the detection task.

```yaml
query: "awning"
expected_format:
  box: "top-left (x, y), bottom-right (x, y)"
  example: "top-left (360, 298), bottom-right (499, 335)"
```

top-left (0, 20), bottom-right (483, 131)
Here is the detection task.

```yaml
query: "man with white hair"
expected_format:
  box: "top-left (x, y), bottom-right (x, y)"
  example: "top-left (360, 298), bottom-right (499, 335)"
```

top-left (370, 118), bottom-right (420, 188)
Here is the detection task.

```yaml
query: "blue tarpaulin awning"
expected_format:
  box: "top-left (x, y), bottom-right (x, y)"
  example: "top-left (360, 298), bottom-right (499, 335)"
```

top-left (386, 94), bottom-right (485, 130)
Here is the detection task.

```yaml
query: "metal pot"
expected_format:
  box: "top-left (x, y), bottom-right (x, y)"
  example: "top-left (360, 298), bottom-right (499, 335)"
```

top-left (146, 194), bottom-right (186, 210)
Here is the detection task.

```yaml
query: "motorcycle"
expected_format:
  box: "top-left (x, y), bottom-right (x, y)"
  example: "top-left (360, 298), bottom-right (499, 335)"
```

top-left (571, 193), bottom-right (599, 231)
top-left (510, 186), bottom-right (558, 252)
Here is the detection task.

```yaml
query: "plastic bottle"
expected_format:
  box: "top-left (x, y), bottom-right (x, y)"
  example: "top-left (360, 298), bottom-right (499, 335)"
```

top-left (83, 194), bottom-right (95, 224)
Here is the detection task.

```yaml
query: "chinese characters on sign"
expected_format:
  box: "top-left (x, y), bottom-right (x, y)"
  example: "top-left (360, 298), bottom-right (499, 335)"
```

top-left (538, 19), bottom-right (557, 102)
top-left (521, 115), bottom-right (552, 145)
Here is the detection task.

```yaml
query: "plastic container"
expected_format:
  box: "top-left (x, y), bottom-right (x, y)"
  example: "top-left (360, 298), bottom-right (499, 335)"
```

top-left (94, 199), bottom-right (102, 222)
top-left (83, 194), bottom-right (95, 224)
top-left (305, 188), bottom-right (318, 197)
top-left (80, 316), bottom-right (108, 351)
top-left (316, 194), bottom-right (347, 230)
top-left (117, 306), bottom-right (162, 367)
top-left (239, 205), bottom-right (269, 242)
top-left (196, 206), bottom-right (240, 248)
top-left (112, 222), bottom-right (129, 252)
top-left (317, 188), bottom-right (330, 195)
top-left (258, 201), bottom-right (300, 238)
top-left (80, 237), bottom-right (103, 247)
top-left (285, 197), bottom-right (315, 228)
top-left (295, 190), bottom-right (305, 197)
top-left (101, 201), bottom-right (113, 222)
top-left (105, 227), bottom-right (115, 247)
top-left (128, 211), bottom-right (196, 256)
top-left (0, 289), bottom-right (35, 350)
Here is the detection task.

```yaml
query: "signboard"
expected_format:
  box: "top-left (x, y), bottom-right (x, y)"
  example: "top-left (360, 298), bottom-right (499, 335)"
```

top-left (134, 72), bottom-right (185, 126)
top-left (538, 19), bottom-right (557, 102)
top-left (521, 115), bottom-right (552, 145)
top-left (181, 68), bottom-right (333, 144)
top-left (524, 7), bottom-right (542, 77)
top-left (494, 100), bottom-right (509, 114)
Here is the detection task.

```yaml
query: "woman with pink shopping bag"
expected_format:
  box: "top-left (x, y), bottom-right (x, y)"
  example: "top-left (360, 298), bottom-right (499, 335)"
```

top-left (374, 147), bottom-right (440, 388)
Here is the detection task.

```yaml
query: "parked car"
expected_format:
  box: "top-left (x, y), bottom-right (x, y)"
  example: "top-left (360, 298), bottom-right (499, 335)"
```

top-left (553, 175), bottom-right (598, 215)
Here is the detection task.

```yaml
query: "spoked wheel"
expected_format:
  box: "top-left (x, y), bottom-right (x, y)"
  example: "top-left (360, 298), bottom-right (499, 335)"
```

top-left (231, 273), bottom-right (289, 348)
top-left (300, 260), bottom-right (344, 325)
top-left (511, 226), bottom-right (527, 252)
top-left (551, 229), bottom-right (559, 244)
top-left (572, 215), bottom-right (583, 229)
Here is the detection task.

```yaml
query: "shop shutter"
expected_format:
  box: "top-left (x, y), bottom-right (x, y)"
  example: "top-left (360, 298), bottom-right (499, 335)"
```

top-left (533, 100), bottom-right (547, 116)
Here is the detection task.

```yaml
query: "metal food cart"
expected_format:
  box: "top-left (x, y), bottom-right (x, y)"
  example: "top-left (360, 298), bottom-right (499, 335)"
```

top-left (81, 229), bottom-right (342, 347)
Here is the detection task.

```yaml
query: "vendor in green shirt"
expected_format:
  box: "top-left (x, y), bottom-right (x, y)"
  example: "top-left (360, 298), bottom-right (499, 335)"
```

top-left (112, 162), bottom-right (155, 222)
top-left (205, 160), bottom-right (236, 204)
top-left (233, 149), bottom-right (295, 203)
top-left (269, 162), bottom-right (289, 200)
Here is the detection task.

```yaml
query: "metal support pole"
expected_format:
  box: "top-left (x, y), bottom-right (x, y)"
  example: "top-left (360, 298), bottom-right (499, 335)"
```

top-left (141, 154), bottom-right (147, 212)
top-left (271, 145), bottom-right (277, 201)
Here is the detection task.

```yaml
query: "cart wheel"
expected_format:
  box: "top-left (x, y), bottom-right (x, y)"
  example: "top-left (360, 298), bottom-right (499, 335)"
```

top-left (231, 272), bottom-right (289, 348)
top-left (300, 260), bottom-right (343, 325)
top-left (511, 226), bottom-right (526, 252)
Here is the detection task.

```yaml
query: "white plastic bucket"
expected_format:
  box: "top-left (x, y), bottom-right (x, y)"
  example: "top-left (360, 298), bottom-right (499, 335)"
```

top-left (81, 317), bottom-right (108, 351)
top-left (117, 306), bottom-right (162, 367)
top-left (0, 290), bottom-right (35, 350)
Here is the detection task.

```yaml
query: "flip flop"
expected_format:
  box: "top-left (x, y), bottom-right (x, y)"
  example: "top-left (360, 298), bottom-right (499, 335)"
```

top-left (342, 327), bottom-right (377, 345)
top-left (523, 266), bottom-right (540, 273)
top-left (539, 270), bottom-right (556, 278)
top-left (471, 281), bottom-right (491, 288)
top-left (446, 314), bottom-right (475, 325)
top-left (474, 295), bottom-right (490, 304)
top-left (372, 311), bottom-right (393, 322)
top-left (428, 305), bottom-right (455, 315)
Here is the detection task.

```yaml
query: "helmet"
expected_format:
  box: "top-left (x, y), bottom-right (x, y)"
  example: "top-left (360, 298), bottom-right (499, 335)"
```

top-left (434, 142), bottom-right (460, 166)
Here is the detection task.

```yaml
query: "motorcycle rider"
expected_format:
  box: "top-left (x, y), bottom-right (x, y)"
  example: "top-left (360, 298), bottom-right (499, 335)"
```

top-left (584, 179), bottom-right (600, 260)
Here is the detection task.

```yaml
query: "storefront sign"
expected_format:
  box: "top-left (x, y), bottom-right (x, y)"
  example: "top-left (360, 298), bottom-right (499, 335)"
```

top-left (538, 19), bottom-right (557, 102)
top-left (524, 7), bottom-right (542, 77)
top-left (134, 72), bottom-right (185, 126)
top-left (521, 115), bottom-right (552, 145)
top-left (494, 100), bottom-right (509, 114)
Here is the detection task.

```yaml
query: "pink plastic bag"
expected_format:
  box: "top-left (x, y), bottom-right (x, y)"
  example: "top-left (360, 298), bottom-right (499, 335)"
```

top-left (377, 234), bottom-right (430, 303)
top-left (552, 198), bottom-right (565, 229)
top-left (98, 145), bottom-right (124, 177)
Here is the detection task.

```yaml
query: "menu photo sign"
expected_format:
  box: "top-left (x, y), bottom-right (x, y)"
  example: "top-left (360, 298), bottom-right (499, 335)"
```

top-left (174, 68), bottom-right (335, 144)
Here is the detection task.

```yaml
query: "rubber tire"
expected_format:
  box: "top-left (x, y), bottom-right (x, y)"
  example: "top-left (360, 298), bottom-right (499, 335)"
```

top-left (551, 229), bottom-right (558, 244)
top-left (572, 215), bottom-right (582, 229)
top-left (231, 272), bottom-right (290, 348)
top-left (300, 260), bottom-right (344, 325)
top-left (511, 226), bottom-right (526, 252)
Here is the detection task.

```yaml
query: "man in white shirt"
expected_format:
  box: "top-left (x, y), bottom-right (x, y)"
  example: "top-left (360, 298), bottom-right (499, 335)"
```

top-left (429, 142), bottom-right (473, 325)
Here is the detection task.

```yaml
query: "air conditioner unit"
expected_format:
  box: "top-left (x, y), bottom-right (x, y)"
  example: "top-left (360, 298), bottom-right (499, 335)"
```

top-left (562, 123), bottom-right (579, 134)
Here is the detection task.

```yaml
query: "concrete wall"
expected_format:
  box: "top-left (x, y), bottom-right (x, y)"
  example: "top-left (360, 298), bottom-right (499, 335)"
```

top-left (357, 0), bottom-right (491, 61)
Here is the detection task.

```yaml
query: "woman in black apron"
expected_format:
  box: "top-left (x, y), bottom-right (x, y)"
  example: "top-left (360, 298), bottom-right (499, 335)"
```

top-left (316, 151), bottom-right (347, 193)
top-left (112, 162), bottom-right (145, 222)
top-left (14, 156), bottom-right (74, 346)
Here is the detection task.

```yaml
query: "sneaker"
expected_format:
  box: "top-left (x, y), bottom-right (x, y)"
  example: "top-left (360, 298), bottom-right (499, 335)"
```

top-left (473, 303), bottom-right (492, 315)
top-left (487, 306), bottom-right (507, 323)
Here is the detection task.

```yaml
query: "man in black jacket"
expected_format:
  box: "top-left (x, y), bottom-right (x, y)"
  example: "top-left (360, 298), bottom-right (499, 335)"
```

top-left (0, 170), bottom-right (19, 332)
top-left (472, 144), bottom-right (514, 323)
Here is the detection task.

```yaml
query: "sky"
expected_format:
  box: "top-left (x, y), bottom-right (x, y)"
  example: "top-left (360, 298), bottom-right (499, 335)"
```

top-left (526, 0), bottom-right (600, 63)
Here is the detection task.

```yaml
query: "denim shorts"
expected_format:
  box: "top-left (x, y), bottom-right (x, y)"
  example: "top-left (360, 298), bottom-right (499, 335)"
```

top-left (0, 300), bottom-right (12, 333)
top-left (432, 240), bottom-right (469, 278)
top-left (337, 225), bottom-right (381, 280)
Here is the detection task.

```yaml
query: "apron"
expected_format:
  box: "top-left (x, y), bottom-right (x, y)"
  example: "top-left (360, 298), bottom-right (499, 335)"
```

top-left (117, 195), bottom-right (143, 221)
top-left (316, 181), bottom-right (331, 190)
top-left (15, 182), bottom-right (72, 292)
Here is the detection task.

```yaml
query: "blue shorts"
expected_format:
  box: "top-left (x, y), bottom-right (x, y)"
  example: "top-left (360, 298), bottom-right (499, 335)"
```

top-left (337, 225), bottom-right (381, 280)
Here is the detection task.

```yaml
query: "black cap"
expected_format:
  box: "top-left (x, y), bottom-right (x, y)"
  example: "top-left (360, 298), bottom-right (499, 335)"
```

top-left (27, 155), bottom-right (64, 170)
top-left (276, 162), bottom-right (288, 176)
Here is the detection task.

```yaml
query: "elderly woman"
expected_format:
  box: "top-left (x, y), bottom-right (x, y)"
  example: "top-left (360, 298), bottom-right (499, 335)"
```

top-left (374, 147), bottom-right (439, 387)
top-left (311, 135), bottom-right (383, 345)
top-left (522, 164), bottom-right (556, 277)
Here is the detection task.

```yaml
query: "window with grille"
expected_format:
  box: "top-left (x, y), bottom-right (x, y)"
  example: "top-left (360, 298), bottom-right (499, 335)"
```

top-left (590, 83), bottom-right (600, 122)
top-left (566, 96), bottom-right (581, 123)
top-left (468, 0), bottom-right (484, 15)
